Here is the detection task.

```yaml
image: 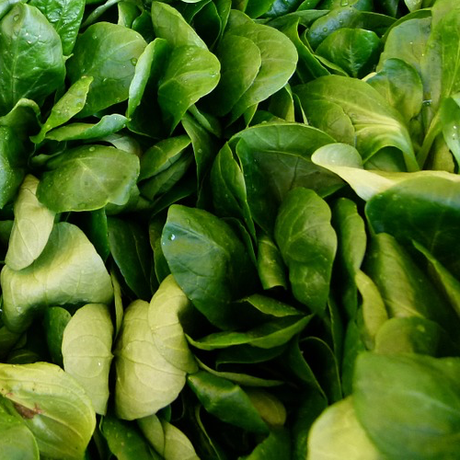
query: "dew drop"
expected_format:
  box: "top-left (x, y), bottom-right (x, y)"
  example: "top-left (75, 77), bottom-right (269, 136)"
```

top-left (13, 14), bottom-right (19, 21)
top-left (169, 234), bottom-right (176, 241)
top-left (131, 58), bottom-right (138, 66)
top-left (322, 27), bottom-right (328, 33)
top-left (89, 146), bottom-right (96, 152)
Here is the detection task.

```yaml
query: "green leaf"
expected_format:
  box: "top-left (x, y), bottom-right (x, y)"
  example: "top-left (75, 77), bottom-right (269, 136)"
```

top-left (256, 234), bottom-right (288, 290)
top-left (137, 414), bottom-right (165, 457)
top-left (227, 18), bottom-right (298, 122)
top-left (365, 174), bottom-right (460, 279)
top-left (148, 275), bottom-right (197, 374)
top-left (0, 362), bottom-right (96, 459)
top-left (0, 98), bottom-right (40, 207)
top-left (161, 205), bottom-right (256, 330)
top-left (187, 371), bottom-right (269, 434)
top-left (367, 58), bottom-right (423, 123)
top-left (316, 28), bottom-right (380, 78)
top-left (139, 135), bottom-right (191, 182)
top-left (127, 38), bottom-right (169, 118)
top-left (210, 142), bottom-right (255, 239)
top-left (62, 303), bottom-right (114, 415)
top-left (158, 45), bottom-right (220, 132)
top-left (0, 3), bottom-right (65, 115)
top-left (45, 114), bottom-right (128, 142)
top-left (332, 198), bottom-right (367, 318)
top-left (1, 222), bottom-right (113, 333)
top-left (295, 75), bottom-right (418, 171)
top-left (242, 428), bottom-right (291, 459)
top-left (414, 240), bottom-right (460, 319)
top-left (292, 390), bottom-right (327, 460)
top-left (355, 270), bottom-right (388, 349)
top-left (151, 1), bottom-right (207, 49)
top-left (206, 34), bottom-right (261, 117)
top-left (29, 0), bottom-right (85, 55)
top-left (374, 316), bottom-right (447, 356)
top-left (114, 300), bottom-right (186, 420)
top-left (43, 307), bottom-right (71, 366)
top-left (233, 122), bottom-right (339, 233)
top-left (5, 175), bottom-right (56, 271)
top-left (195, 357), bottom-right (284, 388)
top-left (37, 145), bottom-right (140, 213)
top-left (307, 6), bottom-right (362, 49)
top-left (107, 217), bottom-right (153, 301)
top-left (354, 352), bottom-right (460, 459)
top-left (67, 22), bottom-right (146, 117)
top-left (187, 315), bottom-right (311, 350)
top-left (364, 233), bottom-right (458, 335)
top-left (101, 415), bottom-right (157, 460)
top-left (0, 399), bottom-right (39, 460)
top-left (31, 76), bottom-right (93, 144)
top-left (275, 188), bottom-right (337, 314)
top-left (308, 397), bottom-right (384, 460)
top-left (244, 389), bottom-right (287, 428)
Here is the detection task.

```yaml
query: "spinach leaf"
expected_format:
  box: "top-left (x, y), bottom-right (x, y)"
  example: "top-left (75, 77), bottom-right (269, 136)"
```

top-left (226, 13), bottom-right (298, 123)
top-left (43, 307), bottom-right (71, 366)
top-left (148, 275), bottom-right (197, 374)
top-left (29, 0), bottom-right (85, 56)
top-left (354, 352), bottom-right (460, 459)
top-left (37, 145), bottom-right (140, 213)
top-left (101, 415), bottom-right (158, 460)
top-left (108, 217), bottom-right (153, 301)
top-left (5, 175), bottom-right (55, 271)
top-left (0, 362), bottom-right (96, 459)
top-left (1, 222), bottom-right (113, 333)
top-left (114, 300), bottom-right (186, 420)
top-left (233, 122), bottom-right (339, 233)
top-left (161, 205), bottom-right (256, 330)
top-left (157, 45), bottom-right (220, 132)
top-left (295, 75), bottom-right (418, 171)
top-left (45, 114), bottom-right (128, 141)
top-left (0, 399), bottom-right (39, 460)
top-left (30, 76), bottom-right (93, 144)
top-left (316, 28), bottom-right (381, 78)
top-left (187, 315), bottom-right (312, 350)
top-left (308, 397), bottom-right (384, 460)
top-left (0, 3), bottom-right (65, 115)
top-left (67, 22), bottom-right (146, 117)
top-left (365, 174), bottom-right (460, 278)
top-left (275, 188), bottom-right (337, 314)
top-left (62, 303), bottom-right (114, 415)
top-left (187, 371), bottom-right (269, 434)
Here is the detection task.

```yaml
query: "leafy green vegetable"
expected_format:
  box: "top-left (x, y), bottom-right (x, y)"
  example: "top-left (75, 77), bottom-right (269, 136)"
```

top-left (0, 1), bottom-right (459, 458)
top-left (0, 362), bottom-right (96, 459)
top-left (275, 187), bottom-right (337, 314)
top-left (0, 3), bottom-right (65, 115)
top-left (37, 145), bottom-right (140, 213)
top-left (354, 352), bottom-right (460, 459)
top-left (62, 303), bottom-right (114, 415)
top-left (5, 175), bottom-right (55, 270)
top-left (114, 300), bottom-right (186, 420)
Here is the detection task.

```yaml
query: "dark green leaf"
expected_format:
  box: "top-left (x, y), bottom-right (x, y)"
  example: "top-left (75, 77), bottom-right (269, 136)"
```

top-left (0, 3), bottom-right (65, 114)
top-left (187, 371), bottom-right (269, 434)
top-left (161, 205), bottom-right (256, 330)
top-left (67, 22), bottom-right (146, 117)
top-left (29, 0), bottom-right (85, 55)
top-left (275, 188), bottom-right (337, 314)
top-left (108, 217), bottom-right (153, 301)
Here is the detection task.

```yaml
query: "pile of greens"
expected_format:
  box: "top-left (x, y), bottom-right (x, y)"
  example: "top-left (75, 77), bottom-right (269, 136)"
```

top-left (1, 0), bottom-right (460, 458)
